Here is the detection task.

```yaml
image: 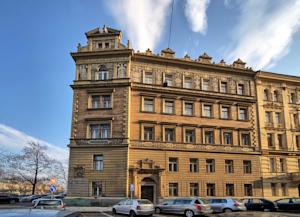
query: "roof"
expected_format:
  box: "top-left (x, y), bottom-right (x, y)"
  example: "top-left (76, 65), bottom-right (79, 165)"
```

top-left (85, 26), bottom-right (121, 37)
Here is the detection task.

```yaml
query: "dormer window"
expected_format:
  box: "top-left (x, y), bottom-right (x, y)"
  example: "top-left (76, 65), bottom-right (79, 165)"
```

top-left (98, 65), bottom-right (109, 80)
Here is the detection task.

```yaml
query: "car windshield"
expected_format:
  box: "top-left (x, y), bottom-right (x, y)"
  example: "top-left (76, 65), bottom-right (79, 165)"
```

top-left (137, 200), bottom-right (152, 204)
top-left (174, 199), bottom-right (192, 205)
top-left (38, 200), bottom-right (61, 206)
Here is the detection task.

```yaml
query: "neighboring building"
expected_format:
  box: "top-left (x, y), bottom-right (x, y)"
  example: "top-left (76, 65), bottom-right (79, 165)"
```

top-left (256, 71), bottom-right (300, 199)
top-left (67, 26), bottom-right (299, 201)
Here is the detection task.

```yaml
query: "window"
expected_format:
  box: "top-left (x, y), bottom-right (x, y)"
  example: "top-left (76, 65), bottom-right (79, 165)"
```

top-left (169, 183), bottom-right (178, 196)
top-left (264, 89), bottom-right (269, 100)
top-left (190, 183), bottom-right (199, 196)
top-left (105, 42), bottom-right (109, 48)
top-left (98, 65), bottom-right (109, 80)
top-left (144, 127), bottom-right (154, 141)
top-left (270, 158), bottom-right (276, 173)
top-left (271, 183), bottom-right (277, 196)
top-left (290, 93), bottom-right (296, 103)
top-left (239, 108), bottom-right (247, 120)
top-left (223, 132), bottom-right (232, 145)
top-left (205, 131), bottom-right (214, 144)
top-left (92, 181), bottom-right (102, 196)
top-left (267, 133), bottom-right (273, 147)
top-left (296, 135), bottom-right (300, 149)
top-left (225, 160), bottom-right (234, 173)
top-left (144, 72), bottom-right (153, 84)
top-left (273, 91), bottom-right (279, 102)
top-left (221, 106), bottom-right (230, 119)
top-left (206, 159), bottom-right (215, 173)
top-left (185, 129), bottom-right (195, 143)
top-left (293, 114), bottom-right (299, 127)
top-left (207, 183), bottom-right (215, 196)
top-left (102, 95), bottom-right (111, 108)
top-left (265, 112), bottom-right (272, 123)
top-left (244, 184), bottom-right (253, 196)
top-left (91, 96), bottom-right (101, 109)
top-left (90, 123), bottom-right (110, 139)
top-left (275, 112), bottom-right (281, 124)
top-left (237, 84), bottom-right (244, 95)
top-left (277, 134), bottom-right (284, 149)
top-left (93, 155), bottom-right (103, 171)
top-left (184, 102), bottom-right (193, 116)
top-left (226, 184), bottom-right (235, 196)
top-left (241, 133), bottom-right (250, 146)
top-left (165, 128), bottom-right (175, 142)
top-left (202, 79), bottom-right (209, 91)
top-left (243, 160), bottom-right (252, 174)
top-left (164, 74), bottom-right (173, 86)
top-left (143, 98), bottom-right (154, 112)
top-left (279, 158), bottom-right (286, 172)
top-left (98, 43), bottom-right (103, 49)
top-left (164, 100), bottom-right (174, 114)
top-left (189, 158), bottom-right (199, 172)
top-left (90, 95), bottom-right (112, 109)
top-left (281, 183), bottom-right (287, 196)
top-left (220, 82), bottom-right (227, 93)
top-left (184, 77), bottom-right (192, 88)
top-left (203, 104), bottom-right (212, 117)
top-left (169, 158), bottom-right (178, 172)
top-left (298, 159), bottom-right (300, 171)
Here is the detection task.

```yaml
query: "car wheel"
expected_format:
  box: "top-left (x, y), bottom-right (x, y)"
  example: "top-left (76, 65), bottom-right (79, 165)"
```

top-left (9, 200), bottom-right (16, 204)
top-left (155, 207), bottom-right (161, 214)
top-left (223, 208), bottom-right (233, 213)
top-left (263, 208), bottom-right (270, 212)
top-left (112, 208), bottom-right (117, 214)
top-left (185, 209), bottom-right (194, 217)
top-left (129, 210), bottom-right (136, 217)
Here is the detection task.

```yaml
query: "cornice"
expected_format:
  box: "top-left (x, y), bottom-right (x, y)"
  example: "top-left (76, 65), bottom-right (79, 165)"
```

top-left (70, 49), bottom-right (133, 61)
top-left (256, 70), bottom-right (300, 84)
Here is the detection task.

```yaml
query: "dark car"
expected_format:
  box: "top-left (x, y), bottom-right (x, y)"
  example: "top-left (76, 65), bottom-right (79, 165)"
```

top-left (275, 198), bottom-right (300, 211)
top-left (0, 195), bottom-right (19, 204)
top-left (242, 198), bottom-right (277, 211)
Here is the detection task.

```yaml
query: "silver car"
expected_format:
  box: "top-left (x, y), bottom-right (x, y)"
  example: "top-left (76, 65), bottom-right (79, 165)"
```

top-left (208, 198), bottom-right (246, 213)
top-left (155, 197), bottom-right (213, 217)
top-left (112, 199), bottom-right (154, 217)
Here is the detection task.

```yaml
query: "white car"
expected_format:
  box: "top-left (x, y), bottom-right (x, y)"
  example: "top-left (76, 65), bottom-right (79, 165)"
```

top-left (33, 199), bottom-right (65, 211)
top-left (112, 199), bottom-right (154, 217)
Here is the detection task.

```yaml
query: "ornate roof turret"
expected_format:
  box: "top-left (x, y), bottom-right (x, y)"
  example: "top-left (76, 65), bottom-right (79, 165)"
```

top-left (161, 48), bottom-right (175, 58)
top-left (233, 58), bottom-right (246, 69)
top-left (197, 52), bottom-right (212, 64)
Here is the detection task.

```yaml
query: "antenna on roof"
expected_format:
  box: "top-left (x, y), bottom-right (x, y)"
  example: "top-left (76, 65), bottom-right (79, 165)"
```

top-left (167, 0), bottom-right (175, 49)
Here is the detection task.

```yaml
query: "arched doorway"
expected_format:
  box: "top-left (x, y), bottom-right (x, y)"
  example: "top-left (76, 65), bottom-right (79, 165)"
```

top-left (141, 177), bottom-right (156, 203)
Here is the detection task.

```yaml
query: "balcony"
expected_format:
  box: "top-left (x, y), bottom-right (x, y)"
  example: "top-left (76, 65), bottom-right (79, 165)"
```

top-left (290, 172), bottom-right (300, 181)
top-left (70, 138), bottom-right (128, 147)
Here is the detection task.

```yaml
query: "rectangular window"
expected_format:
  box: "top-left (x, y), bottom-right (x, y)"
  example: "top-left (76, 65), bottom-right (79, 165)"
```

top-left (91, 96), bottom-right (101, 109)
top-left (165, 128), bottom-right (175, 142)
top-left (169, 183), bottom-right (178, 196)
top-left (298, 159), bottom-right (300, 171)
top-left (189, 158), bottom-right (199, 172)
top-left (271, 183), bottom-right (277, 196)
top-left (226, 184), bottom-right (235, 196)
top-left (239, 108), bottom-right (247, 120)
top-left (225, 160), bottom-right (234, 173)
top-left (296, 135), bottom-right (300, 149)
top-left (91, 95), bottom-right (112, 109)
top-left (202, 79), bottom-right (209, 91)
top-left (184, 102), bottom-right (193, 116)
top-left (203, 104), bottom-right (212, 117)
top-left (279, 158), bottom-right (286, 172)
top-left (275, 112), bottom-right (281, 124)
top-left (281, 183), bottom-right (287, 196)
top-left (92, 181), bottom-right (102, 196)
top-left (270, 158), bottom-right (276, 173)
top-left (105, 42), bottom-right (109, 48)
top-left (164, 74), bottom-right (173, 86)
top-left (206, 159), bottom-right (215, 173)
top-left (265, 112), bottom-right (272, 123)
top-left (144, 98), bottom-right (154, 112)
top-left (206, 183), bottom-right (215, 196)
top-left (220, 82), bottom-right (227, 93)
top-left (293, 114), bottom-right (299, 127)
top-left (190, 183), bottom-right (199, 196)
top-left (243, 160), bottom-right (252, 174)
top-left (244, 184), bottom-right (253, 196)
top-left (144, 127), bottom-right (154, 141)
top-left (205, 131), bottom-right (214, 144)
top-left (241, 133), bottom-right (250, 146)
top-left (94, 155), bottom-right (103, 171)
top-left (144, 72), bottom-right (153, 84)
top-left (185, 129), bottom-right (195, 143)
top-left (267, 133), bottom-right (273, 147)
top-left (223, 132), bottom-right (232, 145)
top-left (90, 123), bottom-right (110, 139)
top-left (277, 134), bottom-right (283, 149)
top-left (221, 106), bottom-right (230, 119)
top-left (237, 84), bottom-right (244, 95)
top-left (169, 158), bottom-right (178, 172)
top-left (98, 70), bottom-right (109, 80)
top-left (102, 95), bottom-right (111, 108)
top-left (290, 93), bottom-right (296, 103)
top-left (184, 77), bottom-right (192, 88)
top-left (164, 100), bottom-right (174, 114)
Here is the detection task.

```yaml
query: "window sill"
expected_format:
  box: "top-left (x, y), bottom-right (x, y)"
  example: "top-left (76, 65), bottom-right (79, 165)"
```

top-left (201, 116), bottom-right (214, 119)
top-left (141, 111), bottom-right (156, 114)
top-left (87, 107), bottom-right (112, 111)
top-left (162, 112), bottom-right (176, 115)
top-left (182, 114), bottom-right (195, 117)
top-left (220, 117), bottom-right (232, 120)
top-left (238, 119), bottom-right (249, 122)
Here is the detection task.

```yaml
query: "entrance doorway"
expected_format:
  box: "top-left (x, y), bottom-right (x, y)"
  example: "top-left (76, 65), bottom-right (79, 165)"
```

top-left (141, 185), bottom-right (154, 202)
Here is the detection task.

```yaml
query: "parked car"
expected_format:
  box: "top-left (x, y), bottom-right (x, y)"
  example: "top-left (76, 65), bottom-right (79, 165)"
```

top-left (33, 199), bottom-right (65, 211)
top-left (155, 197), bottom-right (213, 217)
top-left (275, 198), bottom-right (300, 211)
top-left (32, 195), bottom-right (63, 203)
top-left (20, 195), bottom-right (42, 202)
top-left (208, 198), bottom-right (246, 213)
top-left (0, 195), bottom-right (19, 204)
top-left (242, 198), bottom-right (277, 211)
top-left (112, 199), bottom-right (154, 217)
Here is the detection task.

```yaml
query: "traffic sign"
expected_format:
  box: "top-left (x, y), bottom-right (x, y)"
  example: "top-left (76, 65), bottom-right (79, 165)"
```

top-left (130, 184), bottom-right (134, 192)
top-left (50, 185), bottom-right (56, 193)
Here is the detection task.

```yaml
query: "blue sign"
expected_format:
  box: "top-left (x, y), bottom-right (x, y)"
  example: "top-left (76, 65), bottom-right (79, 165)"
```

top-left (50, 185), bottom-right (56, 193)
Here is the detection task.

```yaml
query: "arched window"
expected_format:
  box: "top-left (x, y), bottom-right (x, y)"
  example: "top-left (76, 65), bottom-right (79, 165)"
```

top-left (264, 89), bottom-right (269, 101)
top-left (97, 65), bottom-right (109, 80)
top-left (273, 90), bottom-right (279, 102)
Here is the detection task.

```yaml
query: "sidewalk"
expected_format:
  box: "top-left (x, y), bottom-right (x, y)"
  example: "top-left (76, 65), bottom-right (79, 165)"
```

top-left (57, 206), bottom-right (112, 217)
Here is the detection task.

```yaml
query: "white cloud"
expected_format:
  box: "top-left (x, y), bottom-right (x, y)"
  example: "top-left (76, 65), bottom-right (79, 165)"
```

top-left (106, 0), bottom-right (172, 51)
top-left (225, 0), bottom-right (300, 70)
top-left (0, 123), bottom-right (68, 162)
top-left (184, 0), bottom-right (210, 34)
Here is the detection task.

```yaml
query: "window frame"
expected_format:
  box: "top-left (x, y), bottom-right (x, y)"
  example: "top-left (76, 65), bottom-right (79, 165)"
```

top-left (93, 155), bottom-right (104, 171)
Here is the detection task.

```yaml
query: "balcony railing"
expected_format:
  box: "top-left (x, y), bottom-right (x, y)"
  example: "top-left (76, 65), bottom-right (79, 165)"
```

top-left (70, 138), bottom-right (128, 146)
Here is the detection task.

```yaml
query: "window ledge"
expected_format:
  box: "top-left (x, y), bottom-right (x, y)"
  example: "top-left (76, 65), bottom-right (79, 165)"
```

top-left (201, 116), bottom-right (214, 119)
top-left (162, 112), bottom-right (176, 115)
top-left (87, 107), bottom-right (112, 111)
top-left (141, 111), bottom-right (156, 114)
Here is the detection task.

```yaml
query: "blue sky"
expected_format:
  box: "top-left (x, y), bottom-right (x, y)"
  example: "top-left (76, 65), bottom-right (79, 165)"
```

top-left (0, 0), bottom-right (300, 158)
